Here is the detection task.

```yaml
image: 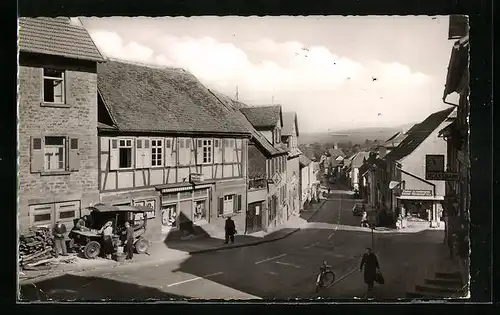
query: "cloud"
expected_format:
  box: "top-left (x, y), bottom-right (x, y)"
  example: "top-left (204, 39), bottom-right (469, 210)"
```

top-left (89, 30), bottom-right (444, 132)
top-left (91, 30), bottom-right (154, 62)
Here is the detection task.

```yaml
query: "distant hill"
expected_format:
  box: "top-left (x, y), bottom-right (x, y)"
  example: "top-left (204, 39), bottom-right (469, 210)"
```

top-left (299, 123), bottom-right (416, 145)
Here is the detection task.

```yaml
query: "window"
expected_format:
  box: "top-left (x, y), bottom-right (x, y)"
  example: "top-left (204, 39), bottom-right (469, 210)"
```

top-left (166, 139), bottom-right (171, 148)
top-left (151, 139), bottom-right (163, 167)
top-left (44, 136), bottom-right (65, 171)
top-left (43, 68), bottom-right (65, 103)
top-left (118, 139), bottom-right (133, 168)
top-left (223, 195), bottom-right (234, 215)
top-left (217, 194), bottom-right (242, 216)
top-left (198, 139), bottom-right (213, 164)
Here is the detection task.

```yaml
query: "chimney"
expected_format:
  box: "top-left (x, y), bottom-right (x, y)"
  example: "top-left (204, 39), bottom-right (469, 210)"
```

top-left (378, 146), bottom-right (387, 159)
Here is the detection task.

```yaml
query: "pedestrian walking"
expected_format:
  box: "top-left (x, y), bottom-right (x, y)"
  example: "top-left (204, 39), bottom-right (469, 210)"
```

top-left (123, 221), bottom-right (135, 260)
top-left (359, 247), bottom-right (380, 292)
top-left (224, 217), bottom-right (236, 244)
top-left (99, 220), bottom-right (114, 259)
top-left (52, 221), bottom-right (68, 257)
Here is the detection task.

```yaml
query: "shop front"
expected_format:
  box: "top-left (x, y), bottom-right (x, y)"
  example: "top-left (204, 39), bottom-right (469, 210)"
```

top-left (157, 182), bottom-right (212, 236)
top-left (396, 189), bottom-right (444, 228)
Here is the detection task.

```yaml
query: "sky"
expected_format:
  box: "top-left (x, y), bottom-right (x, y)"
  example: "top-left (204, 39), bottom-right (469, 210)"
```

top-left (81, 16), bottom-right (456, 133)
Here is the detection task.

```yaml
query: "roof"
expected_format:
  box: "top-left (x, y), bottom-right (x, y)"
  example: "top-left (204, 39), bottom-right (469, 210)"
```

top-left (19, 17), bottom-right (104, 62)
top-left (386, 132), bottom-right (401, 143)
top-left (351, 151), bottom-right (371, 169)
top-left (299, 154), bottom-right (312, 167)
top-left (210, 91), bottom-right (286, 156)
top-left (385, 108), bottom-right (454, 162)
top-left (327, 147), bottom-right (346, 158)
top-left (240, 105), bottom-right (283, 129)
top-left (282, 112), bottom-right (299, 137)
top-left (97, 60), bottom-right (250, 135)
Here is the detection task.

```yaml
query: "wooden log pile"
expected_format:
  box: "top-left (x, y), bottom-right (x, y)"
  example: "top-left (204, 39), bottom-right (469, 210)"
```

top-left (19, 227), bottom-right (56, 269)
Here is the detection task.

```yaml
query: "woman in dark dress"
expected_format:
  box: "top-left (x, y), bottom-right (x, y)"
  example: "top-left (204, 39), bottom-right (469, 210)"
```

top-left (359, 247), bottom-right (380, 291)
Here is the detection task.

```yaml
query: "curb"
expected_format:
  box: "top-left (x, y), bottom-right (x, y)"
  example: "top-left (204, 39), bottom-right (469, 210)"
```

top-left (189, 227), bottom-right (301, 255)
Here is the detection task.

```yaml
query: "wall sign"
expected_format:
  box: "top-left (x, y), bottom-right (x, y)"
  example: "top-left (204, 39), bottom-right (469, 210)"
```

top-left (426, 172), bottom-right (460, 181)
top-left (401, 189), bottom-right (433, 197)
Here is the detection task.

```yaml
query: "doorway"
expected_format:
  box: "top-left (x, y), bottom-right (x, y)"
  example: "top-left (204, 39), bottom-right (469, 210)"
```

top-left (246, 202), bottom-right (263, 234)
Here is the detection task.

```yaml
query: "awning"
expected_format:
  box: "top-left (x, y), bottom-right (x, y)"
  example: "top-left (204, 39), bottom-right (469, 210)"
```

top-left (397, 195), bottom-right (444, 201)
top-left (156, 182), bottom-right (193, 194)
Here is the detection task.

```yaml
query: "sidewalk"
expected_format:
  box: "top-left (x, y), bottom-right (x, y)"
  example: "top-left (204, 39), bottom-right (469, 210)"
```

top-left (19, 202), bottom-right (326, 285)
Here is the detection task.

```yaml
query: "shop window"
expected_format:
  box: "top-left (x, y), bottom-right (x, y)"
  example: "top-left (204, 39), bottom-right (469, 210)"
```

top-left (194, 189), bottom-right (207, 198)
top-left (194, 200), bottom-right (207, 222)
top-left (179, 191), bottom-right (192, 200)
top-left (43, 68), bottom-right (65, 104)
top-left (161, 204), bottom-right (177, 227)
top-left (163, 193), bottom-right (178, 201)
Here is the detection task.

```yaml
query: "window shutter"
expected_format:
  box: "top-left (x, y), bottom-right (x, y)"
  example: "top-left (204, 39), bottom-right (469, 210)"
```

top-left (109, 139), bottom-right (119, 170)
top-left (196, 139), bottom-right (203, 164)
top-left (172, 138), bottom-right (178, 166)
top-left (190, 139), bottom-right (196, 166)
top-left (233, 195), bottom-right (237, 212)
top-left (237, 194), bottom-right (242, 211)
top-left (30, 136), bottom-right (44, 173)
top-left (218, 197), bottom-right (223, 216)
top-left (136, 138), bottom-right (144, 169)
top-left (143, 138), bottom-right (151, 168)
top-left (68, 137), bottom-right (80, 171)
top-left (165, 138), bottom-right (173, 166)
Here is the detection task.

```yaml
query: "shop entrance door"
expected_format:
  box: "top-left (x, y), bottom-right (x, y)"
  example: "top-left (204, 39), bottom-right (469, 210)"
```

top-left (246, 202), bottom-right (263, 233)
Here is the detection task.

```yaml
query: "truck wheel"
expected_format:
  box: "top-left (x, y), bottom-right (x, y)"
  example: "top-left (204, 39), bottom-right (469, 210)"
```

top-left (84, 241), bottom-right (101, 259)
top-left (134, 238), bottom-right (149, 254)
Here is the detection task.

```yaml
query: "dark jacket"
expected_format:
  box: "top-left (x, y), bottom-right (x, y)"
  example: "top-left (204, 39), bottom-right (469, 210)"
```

top-left (53, 223), bottom-right (67, 239)
top-left (125, 226), bottom-right (134, 241)
top-left (360, 253), bottom-right (379, 284)
top-left (225, 218), bottom-right (236, 234)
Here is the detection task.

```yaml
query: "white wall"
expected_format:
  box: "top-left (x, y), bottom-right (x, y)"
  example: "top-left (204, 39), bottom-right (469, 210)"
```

top-left (399, 121), bottom-right (451, 196)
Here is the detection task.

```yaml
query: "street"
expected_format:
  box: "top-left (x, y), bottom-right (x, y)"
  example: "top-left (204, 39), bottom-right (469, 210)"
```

top-left (19, 188), bottom-right (445, 301)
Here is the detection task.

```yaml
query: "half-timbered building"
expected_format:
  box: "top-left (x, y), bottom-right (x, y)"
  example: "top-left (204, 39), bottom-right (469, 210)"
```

top-left (96, 60), bottom-right (251, 240)
top-left (212, 93), bottom-right (288, 233)
top-left (18, 17), bottom-right (104, 232)
top-left (240, 105), bottom-right (288, 227)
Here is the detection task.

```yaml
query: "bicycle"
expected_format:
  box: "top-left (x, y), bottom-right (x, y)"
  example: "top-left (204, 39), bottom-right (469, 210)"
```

top-left (315, 260), bottom-right (336, 293)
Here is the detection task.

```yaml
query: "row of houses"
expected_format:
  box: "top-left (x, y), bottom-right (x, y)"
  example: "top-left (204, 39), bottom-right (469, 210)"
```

top-left (351, 17), bottom-right (468, 234)
top-left (18, 17), bottom-right (320, 241)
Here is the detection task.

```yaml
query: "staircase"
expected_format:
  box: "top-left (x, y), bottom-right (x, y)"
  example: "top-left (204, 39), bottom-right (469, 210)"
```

top-left (407, 259), bottom-right (468, 299)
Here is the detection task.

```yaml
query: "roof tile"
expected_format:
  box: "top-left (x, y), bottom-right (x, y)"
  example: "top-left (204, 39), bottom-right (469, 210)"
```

top-left (385, 108), bottom-right (454, 162)
top-left (240, 105), bottom-right (282, 129)
top-left (19, 17), bottom-right (103, 62)
top-left (97, 60), bottom-right (249, 135)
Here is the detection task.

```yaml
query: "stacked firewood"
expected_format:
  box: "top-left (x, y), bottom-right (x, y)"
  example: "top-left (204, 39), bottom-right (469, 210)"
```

top-left (18, 227), bottom-right (55, 269)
